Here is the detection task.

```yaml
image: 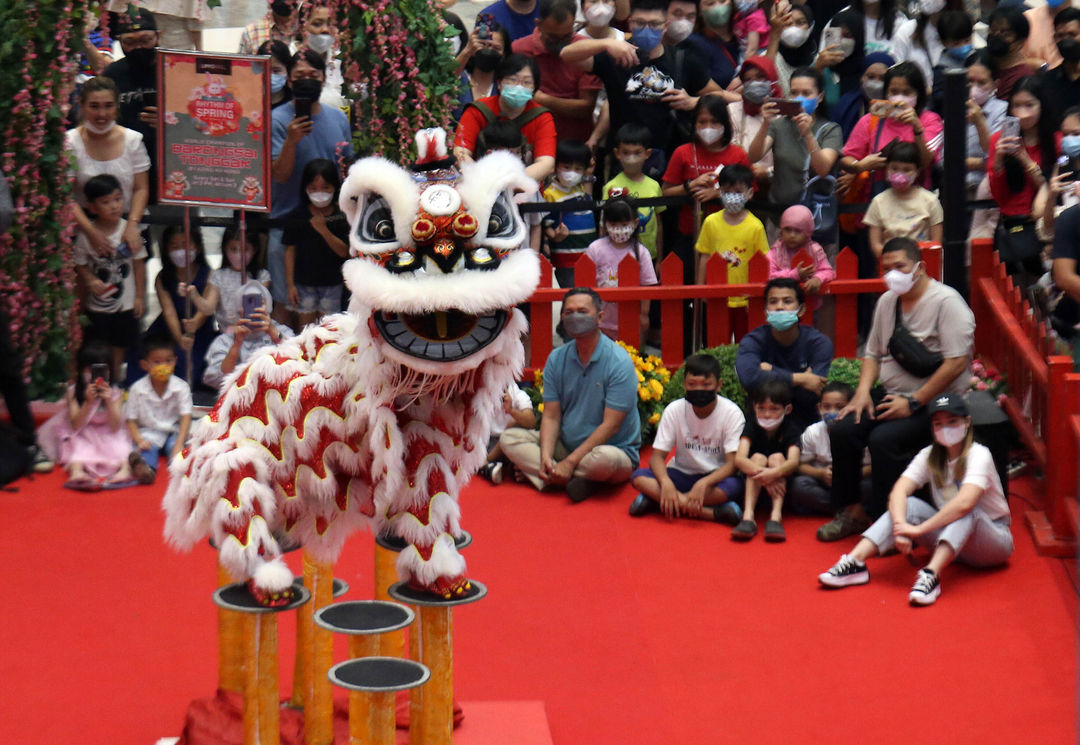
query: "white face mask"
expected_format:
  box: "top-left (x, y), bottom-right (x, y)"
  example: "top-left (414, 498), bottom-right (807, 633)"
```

top-left (306, 33), bottom-right (334, 54)
top-left (757, 415), bottom-right (783, 430)
top-left (697, 126), bottom-right (723, 145)
top-left (607, 224), bottom-right (635, 244)
top-left (667, 18), bottom-right (694, 43)
top-left (780, 26), bottom-right (811, 48)
top-left (169, 248), bottom-right (192, 268)
top-left (585, 2), bottom-right (616, 26)
top-left (934, 422), bottom-right (967, 447)
top-left (557, 170), bottom-right (584, 188)
top-left (83, 119), bottom-right (117, 135)
top-left (308, 190), bottom-right (335, 207)
top-left (883, 264), bottom-right (919, 295)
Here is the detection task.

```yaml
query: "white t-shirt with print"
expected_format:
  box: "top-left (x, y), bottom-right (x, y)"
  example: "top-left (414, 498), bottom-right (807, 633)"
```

top-left (654, 395), bottom-right (745, 475)
top-left (74, 219), bottom-right (148, 313)
top-left (901, 441), bottom-right (1010, 523)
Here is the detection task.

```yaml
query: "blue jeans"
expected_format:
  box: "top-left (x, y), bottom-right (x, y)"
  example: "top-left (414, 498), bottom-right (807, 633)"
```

top-left (141, 432), bottom-right (179, 471)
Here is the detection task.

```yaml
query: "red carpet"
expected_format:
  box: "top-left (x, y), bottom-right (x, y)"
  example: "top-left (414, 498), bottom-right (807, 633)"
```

top-left (0, 458), bottom-right (1075, 745)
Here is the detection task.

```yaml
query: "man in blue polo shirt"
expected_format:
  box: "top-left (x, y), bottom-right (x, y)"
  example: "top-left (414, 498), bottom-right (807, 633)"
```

top-left (501, 288), bottom-right (640, 502)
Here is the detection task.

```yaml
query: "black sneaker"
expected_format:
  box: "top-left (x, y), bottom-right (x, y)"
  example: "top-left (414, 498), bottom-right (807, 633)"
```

top-left (478, 461), bottom-right (503, 485)
top-left (566, 477), bottom-right (598, 503)
top-left (628, 493), bottom-right (659, 517)
top-left (711, 501), bottom-right (743, 525)
top-left (908, 568), bottom-right (941, 606)
top-left (818, 554), bottom-right (870, 588)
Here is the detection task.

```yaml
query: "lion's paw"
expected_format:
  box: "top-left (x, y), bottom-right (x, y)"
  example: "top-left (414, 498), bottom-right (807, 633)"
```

top-left (409, 572), bottom-right (472, 600)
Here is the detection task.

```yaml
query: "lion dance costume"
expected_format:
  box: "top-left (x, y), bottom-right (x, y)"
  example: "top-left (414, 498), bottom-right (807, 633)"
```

top-left (163, 130), bottom-right (538, 604)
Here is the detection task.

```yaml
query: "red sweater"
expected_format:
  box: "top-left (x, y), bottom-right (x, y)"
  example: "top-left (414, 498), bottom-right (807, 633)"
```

top-left (453, 95), bottom-right (557, 161)
top-left (987, 129), bottom-right (1061, 218)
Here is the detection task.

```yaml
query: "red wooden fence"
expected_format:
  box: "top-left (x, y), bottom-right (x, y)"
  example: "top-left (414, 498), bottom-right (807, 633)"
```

top-left (526, 245), bottom-right (943, 373)
top-left (970, 239), bottom-right (1079, 557)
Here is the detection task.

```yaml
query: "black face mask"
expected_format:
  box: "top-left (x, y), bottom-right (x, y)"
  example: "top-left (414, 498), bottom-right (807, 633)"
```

top-left (986, 35), bottom-right (1010, 57)
top-left (292, 77), bottom-right (323, 101)
top-left (126, 47), bottom-right (156, 69)
top-left (1059, 38), bottom-right (1080, 64)
top-left (684, 389), bottom-right (717, 408)
top-left (473, 48), bottom-right (501, 72)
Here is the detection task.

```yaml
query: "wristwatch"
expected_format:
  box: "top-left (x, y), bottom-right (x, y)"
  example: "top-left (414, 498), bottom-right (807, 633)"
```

top-left (903, 394), bottom-right (922, 413)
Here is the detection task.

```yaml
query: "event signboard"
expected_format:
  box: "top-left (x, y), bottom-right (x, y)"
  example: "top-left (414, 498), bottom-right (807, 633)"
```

top-left (156, 50), bottom-right (271, 211)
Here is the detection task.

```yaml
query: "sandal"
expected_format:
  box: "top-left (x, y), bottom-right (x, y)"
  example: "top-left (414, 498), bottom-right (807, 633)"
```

top-left (731, 519), bottom-right (757, 541)
top-left (764, 520), bottom-right (786, 543)
top-left (64, 477), bottom-right (102, 492)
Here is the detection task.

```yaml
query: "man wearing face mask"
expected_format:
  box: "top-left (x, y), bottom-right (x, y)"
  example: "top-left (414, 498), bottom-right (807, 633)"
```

top-left (817, 237), bottom-right (975, 542)
top-left (499, 288), bottom-right (641, 502)
top-left (1041, 8), bottom-right (1080, 108)
top-left (1024, 0), bottom-right (1078, 69)
top-left (735, 279), bottom-right (834, 433)
top-left (513, 0), bottom-right (603, 143)
top-left (239, 0), bottom-right (301, 54)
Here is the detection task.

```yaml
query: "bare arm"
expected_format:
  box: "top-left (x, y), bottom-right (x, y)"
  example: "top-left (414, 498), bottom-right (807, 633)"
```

top-left (1053, 258), bottom-right (1080, 303)
top-left (173, 413), bottom-right (192, 458)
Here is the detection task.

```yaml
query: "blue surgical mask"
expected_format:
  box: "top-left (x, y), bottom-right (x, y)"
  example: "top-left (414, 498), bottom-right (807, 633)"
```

top-left (1062, 135), bottom-right (1080, 160)
top-left (795, 95), bottom-right (819, 116)
top-left (631, 26), bottom-right (663, 52)
top-left (271, 73), bottom-right (288, 93)
top-left (766, 309), bottom-right (800, 331)
top-left (822, 411), bottom-right (839, 424)
top-left (500, 84), bottom-right (534, 109)
top-left (946, 43), bottom-right (973, 61)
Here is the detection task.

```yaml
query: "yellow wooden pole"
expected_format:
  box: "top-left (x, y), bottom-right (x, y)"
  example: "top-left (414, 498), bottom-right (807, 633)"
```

top-left (218, 561), bottom-right (244, 694)
top-left (417, 606), bottom-right (453, 745)
top-left (256, 613), bottom-right (280, 743)
top-left (241, 614), bottom-right (258, 744)
top-left (373, 544), bottom-right (406, 659)
top-left (408, 608), bottom-right (425, 745)
top-left (305, 554), bottom-right (335, 745)
top-left (346, 635), bottom-right (379, 745)
top-left (370, 690), bottom-right (396, 745)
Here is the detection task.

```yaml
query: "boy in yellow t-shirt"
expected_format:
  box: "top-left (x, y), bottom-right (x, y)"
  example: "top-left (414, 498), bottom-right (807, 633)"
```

top-left (603, 123), bottom-right (665, 260)
top-left (695, 164), bottom-right (768, 341)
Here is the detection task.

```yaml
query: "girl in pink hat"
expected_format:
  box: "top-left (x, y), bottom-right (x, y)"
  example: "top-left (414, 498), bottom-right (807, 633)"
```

top-left (766, 204), bottom-right (834, 313)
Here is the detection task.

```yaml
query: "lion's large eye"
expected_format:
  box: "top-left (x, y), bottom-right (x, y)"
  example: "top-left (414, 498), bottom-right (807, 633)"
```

top-left (360, 197), bottom-right (397, 244)
top-left (486, 194), bottom-right (516, 239)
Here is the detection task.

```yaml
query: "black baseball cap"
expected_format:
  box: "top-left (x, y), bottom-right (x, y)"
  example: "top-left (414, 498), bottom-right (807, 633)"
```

top-left (928, 392), bottom-right (968, 417)
top-left (116, 8), bottom-right (157, 35)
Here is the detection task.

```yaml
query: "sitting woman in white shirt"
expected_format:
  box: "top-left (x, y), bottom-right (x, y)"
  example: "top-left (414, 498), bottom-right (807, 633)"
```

top-left (817, 392), bottom-right (1013, 606)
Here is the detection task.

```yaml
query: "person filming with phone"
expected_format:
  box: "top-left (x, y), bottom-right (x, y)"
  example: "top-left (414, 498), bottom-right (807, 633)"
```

top-left (203, 284), bottom-right (294, 390)
top-left (269, 48), bottom-right (353, 326)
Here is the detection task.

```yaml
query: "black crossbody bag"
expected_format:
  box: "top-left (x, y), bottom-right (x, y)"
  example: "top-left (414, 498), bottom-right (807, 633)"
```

top-left (888, 297), bottom-right (943, 378)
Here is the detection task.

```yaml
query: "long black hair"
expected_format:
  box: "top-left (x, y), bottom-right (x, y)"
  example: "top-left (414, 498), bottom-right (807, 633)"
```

top-left (778, 3), bottom-right (817, 69)
top-left (1004, 75), bottom-right (1057, 194)
top-left (299, 157), bottom-right (342, 209)
top-left (693, 94), bottom-right (733, 148)
top-left (829, 9), bottom-right (866, 94)
top-left (851, 0), bottom-right (898, 40)
top-left (158, 224), bottom-right (208, 289)
top-left (74, 339), bottom-right (111, 405)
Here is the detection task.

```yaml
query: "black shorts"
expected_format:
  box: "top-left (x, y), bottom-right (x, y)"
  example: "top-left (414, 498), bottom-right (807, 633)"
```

top-left (86, 310), bottom-right (140, 348)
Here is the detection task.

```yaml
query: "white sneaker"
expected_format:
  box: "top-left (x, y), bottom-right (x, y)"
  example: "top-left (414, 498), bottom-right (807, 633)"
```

top-left (818, 554), bottom-right (870, 588)
top-left (478, 461), bottom-right (502, 485)
top-left (909, 568), bottom-right (941, 606)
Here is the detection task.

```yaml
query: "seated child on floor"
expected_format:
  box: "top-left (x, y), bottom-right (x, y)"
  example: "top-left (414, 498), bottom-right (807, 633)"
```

top-left (39, 339), bottom-right (135, 490)
top-left (789, 381), bottom-right (871, 515)
top-left (628, 354), bottom-right (744, 524)
top-left (125, 335), bottom-right (193, 484)
top-left (731, 379), bottom-right (801, 542)
top-left (478, 384), bottom-right (537, 484)
top-left (818, 393), bottom-right (1013, 606)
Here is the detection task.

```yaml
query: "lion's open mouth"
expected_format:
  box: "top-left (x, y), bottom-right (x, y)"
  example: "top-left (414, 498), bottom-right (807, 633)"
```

top-left (372, 309), bottom-right (508, 362)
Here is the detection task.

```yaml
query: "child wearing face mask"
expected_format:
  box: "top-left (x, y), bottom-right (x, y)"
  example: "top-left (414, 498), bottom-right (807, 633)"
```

top-left (125, 335), bottom-right (192, 485)
top-left (790, 381), bottom-right (871, 515)
top-left (206, 222), bottom-right (271, 332)
top-left (604, 123), bottom-right (664, 260)
top-left (864, 141), bottom-right (943, 259)
top-left (766, 205), bottom-right (835, 313)
top-left (586, 197), bottom-right (658, 341)
top-left (284, 158), bottom-right (349, 328)
top-left (694, 163), bottom-right (768, 341)
top-left (543, 140), bottom-right (598, 288)
top-left (141, 224), bottom-right (215, 389)
top-left (732, 379), bottom-right (801, 542)
top-left (818, 393), bottom-right (1013, 606)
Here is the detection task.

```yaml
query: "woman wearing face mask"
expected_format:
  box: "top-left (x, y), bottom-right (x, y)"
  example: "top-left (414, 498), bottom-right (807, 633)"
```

top-left (453, 22), bottom-right (512, 122)
top-left (819, 0), bottom-right (904, 59)
top-left (841, 61), bottom-right (942, 189)
top-left (962, 50), bottom-right (1006, 199)
top-left (985, 6), bottom-right (1036, 103)
top-left (728, 56), bottom-right (782, 186)
top-left (258, 40), bottom-right (294, 110)
top-left (819, 393), bottom-right (1013, 606)
top-left (144, 225), bottom-right (215, 388)
top-left (987, 75), bottom-right (1059, 283)
top-left (661, 94), bottom-right (751, 274)
top-left (284, 158), bottom-right (350, 329)
top-left (765, 1), bottom-right (818, 94)
top-left (582, 0), bottom-right (623, 39)
top-left (300, 3), bottom-right (347, 110)
top-left (891, 0), bottom-right (963, 89)
top-left (813, 9), bottom-right (865, 108)
top-left (66, 76), bottom-right (150, 261)
top-left (1039, 106), bottom-right (1080, 223)
top-left (690, 0), bottom-right (742, 91)
top-left (453, 54), bottom-right (557, 182)
top-left (831, 51), bottom-right (892, 139)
